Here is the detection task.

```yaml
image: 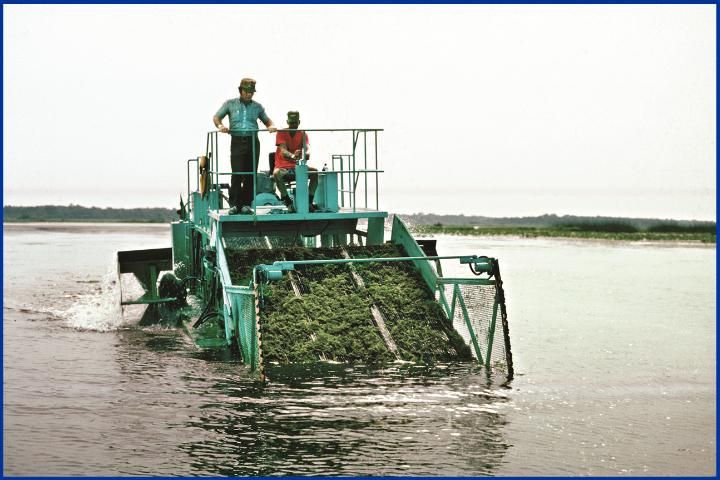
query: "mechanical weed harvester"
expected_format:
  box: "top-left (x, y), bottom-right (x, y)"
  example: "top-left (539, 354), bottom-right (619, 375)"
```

top-left (118, 129), bottom-right (513, 380)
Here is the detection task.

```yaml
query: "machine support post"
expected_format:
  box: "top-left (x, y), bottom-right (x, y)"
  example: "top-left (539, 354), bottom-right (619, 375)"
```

top-left (295, 164), bottom-right (309, 213)
top-left (148, 265), bottom-right (158, 298)
top-left (320, 234), bottom-right (334, 247)
top-left (366, 217), bottom-right (385, 245)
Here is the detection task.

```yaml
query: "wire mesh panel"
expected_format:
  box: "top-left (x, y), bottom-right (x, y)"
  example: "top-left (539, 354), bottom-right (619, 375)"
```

top-left (440, 281), bottom-right (512, 377)
top-left (223, 236), bottom-right (268, 250)
top-left (227, 287), bottom-right (258, 368)
top-left (223, 235), bottom-right (303, 252)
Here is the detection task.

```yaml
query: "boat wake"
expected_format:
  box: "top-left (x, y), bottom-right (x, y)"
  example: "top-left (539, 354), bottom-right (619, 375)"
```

top-left (62, 266), bottom-right (142, 332)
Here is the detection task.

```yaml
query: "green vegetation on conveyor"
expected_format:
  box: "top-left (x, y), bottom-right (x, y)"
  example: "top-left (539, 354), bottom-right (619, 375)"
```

top-left (346, 245), bottom-right (471, 362)
top-left (225, 244), bottom-right (472, 365)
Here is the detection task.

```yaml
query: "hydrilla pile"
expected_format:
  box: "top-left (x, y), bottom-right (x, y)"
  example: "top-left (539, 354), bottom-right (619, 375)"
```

top-left (225, 244), bottom-right (471, 365)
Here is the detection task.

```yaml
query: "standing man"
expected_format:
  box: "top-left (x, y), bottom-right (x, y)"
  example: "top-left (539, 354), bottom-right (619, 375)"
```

top-left (213, 78), bottom-right (276, 214)
top-left (274, 111), bottom-right (318, 213)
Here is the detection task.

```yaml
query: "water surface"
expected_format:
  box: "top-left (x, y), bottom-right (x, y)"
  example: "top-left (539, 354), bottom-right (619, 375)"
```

top-left (3, 224), bottom-right (715, 475)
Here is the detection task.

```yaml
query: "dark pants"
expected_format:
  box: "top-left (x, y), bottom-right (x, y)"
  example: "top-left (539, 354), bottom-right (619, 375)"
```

top-left (230, 135), bottom-right (261, 208)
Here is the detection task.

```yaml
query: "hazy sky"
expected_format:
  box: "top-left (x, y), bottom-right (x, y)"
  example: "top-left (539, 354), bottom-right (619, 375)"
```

top-left (3, 5), bottom-right (716, 220)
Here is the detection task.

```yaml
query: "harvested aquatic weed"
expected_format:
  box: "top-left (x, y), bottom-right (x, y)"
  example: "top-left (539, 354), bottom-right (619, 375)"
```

top-left (348, 245), bottom-right (472, 362)
top-left (225, 244), bottom-right (472, 365)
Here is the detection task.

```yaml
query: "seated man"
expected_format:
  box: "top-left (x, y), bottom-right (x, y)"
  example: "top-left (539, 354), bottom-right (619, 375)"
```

top-left (274, 111), bottom-right (318, 213)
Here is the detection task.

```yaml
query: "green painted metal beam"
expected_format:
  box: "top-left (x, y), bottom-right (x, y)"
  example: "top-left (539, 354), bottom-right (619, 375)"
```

top-left (390, 215), bottom-right (438, 293)
top-left (485, 297), bottom-right (500, 368)
top-left (121, 297), bottom-right (176, 306)
top-left (436, 277), bottom-right (496, 286)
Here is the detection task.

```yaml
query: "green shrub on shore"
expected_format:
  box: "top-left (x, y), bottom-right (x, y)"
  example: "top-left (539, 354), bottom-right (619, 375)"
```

top-left (3, 205), bottom-right (175, 223)
top-left (558, 222), bottom-right (639, 233)
top-left (414, 224), bottom-right (715, 243)
top-left (646, 223), bottom-right (716, 234)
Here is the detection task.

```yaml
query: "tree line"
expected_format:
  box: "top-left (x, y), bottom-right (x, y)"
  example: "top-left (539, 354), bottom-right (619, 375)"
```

top-left (397, 213), bottom-right (715, 233)
top-left (3, 205), bottom-right (177, 223)
top-left (3, 205), bottom-right (715, 233)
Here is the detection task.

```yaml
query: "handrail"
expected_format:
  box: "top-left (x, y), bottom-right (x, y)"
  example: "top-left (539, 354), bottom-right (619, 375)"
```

top-left (199, 128), bottom-right (384, 214)
top-left (206, 169), bottom-right (384, 175)
top-left (210, 128), bottom-right (384, 134)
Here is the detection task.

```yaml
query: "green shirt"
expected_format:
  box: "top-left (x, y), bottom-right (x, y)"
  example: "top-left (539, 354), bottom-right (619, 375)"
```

top-left (215, 98), bottom-right (270, 136)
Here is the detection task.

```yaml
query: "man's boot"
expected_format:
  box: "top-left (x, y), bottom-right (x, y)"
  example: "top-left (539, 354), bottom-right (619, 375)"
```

top-left (282, 195), bottom-right (295, 213)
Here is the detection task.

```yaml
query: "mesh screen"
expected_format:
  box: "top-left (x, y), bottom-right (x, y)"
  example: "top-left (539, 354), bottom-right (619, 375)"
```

top-left (241, 292), bottom-right (257, 365)
top-left (441, 283), bottom-right (511, 374)
top-left (224, 235), bottom-right (304, 251)
top-left (224, 236), bottom-right (268, 250)
top-left (229, 290), bottom-right (258, 368)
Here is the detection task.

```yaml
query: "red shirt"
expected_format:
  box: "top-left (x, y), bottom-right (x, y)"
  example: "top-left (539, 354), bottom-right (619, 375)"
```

top-left (275, 130), bottom-right (310, 170)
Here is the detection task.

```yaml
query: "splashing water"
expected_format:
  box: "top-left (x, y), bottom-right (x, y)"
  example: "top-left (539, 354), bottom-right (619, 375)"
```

top-left (62, 265), bottom-right (142, 332)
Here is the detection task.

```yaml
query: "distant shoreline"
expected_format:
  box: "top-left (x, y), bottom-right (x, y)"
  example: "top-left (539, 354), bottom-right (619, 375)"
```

top-left (3, 205), bottom-right (715, 243)
top-left (3, 218), bottom-right (164, 223)
top-left (4, 221), bottom-right (714, 244)
top-left (413, 225), bottom-right (715, 244)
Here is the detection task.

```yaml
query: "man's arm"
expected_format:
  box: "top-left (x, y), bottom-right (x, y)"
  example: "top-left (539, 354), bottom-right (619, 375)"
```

top-left (259, 106), bottom-right (277, 133)
top-left (213, 115), bottom-right (229, 134)
top-left (262, 117), bottom-right (277, 133)
top-left (277, 142), bottom-right (299, 162)
top-left (293, 133), bottom-right (310, 160)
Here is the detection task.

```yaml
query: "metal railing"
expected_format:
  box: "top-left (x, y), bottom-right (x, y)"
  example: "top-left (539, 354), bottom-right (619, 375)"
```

top-left (191, 128), bottom-right (384, 215)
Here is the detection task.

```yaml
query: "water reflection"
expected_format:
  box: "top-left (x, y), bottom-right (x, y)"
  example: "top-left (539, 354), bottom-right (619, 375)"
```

top-left (179, 363), bottom-right (511, 476)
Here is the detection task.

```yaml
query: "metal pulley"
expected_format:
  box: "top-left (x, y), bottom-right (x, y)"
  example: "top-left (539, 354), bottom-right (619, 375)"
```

top-left (460, 255), bottom-right (495, 276)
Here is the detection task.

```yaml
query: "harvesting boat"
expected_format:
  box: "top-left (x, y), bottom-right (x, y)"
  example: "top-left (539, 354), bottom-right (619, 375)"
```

top-left (117, 128), bottom-right (513, 380)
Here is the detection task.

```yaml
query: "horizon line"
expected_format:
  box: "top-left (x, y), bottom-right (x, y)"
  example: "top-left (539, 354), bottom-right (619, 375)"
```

top-left (2, 204), bottom-right (715, 223)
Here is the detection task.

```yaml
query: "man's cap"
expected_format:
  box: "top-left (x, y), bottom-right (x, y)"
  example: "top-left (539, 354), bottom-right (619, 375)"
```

top-left (239, 78), bottom-right (256, 92)
top-left (287, 111), bottom-right (300, 123)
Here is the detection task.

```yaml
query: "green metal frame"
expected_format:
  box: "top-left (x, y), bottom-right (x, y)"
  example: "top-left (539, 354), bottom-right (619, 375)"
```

top-left (117, 247), bottom-right (175, 305)
top-left (157, 127), bottom-right (508, 374)
top-left (390, 216), bottom-right (502, 366)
